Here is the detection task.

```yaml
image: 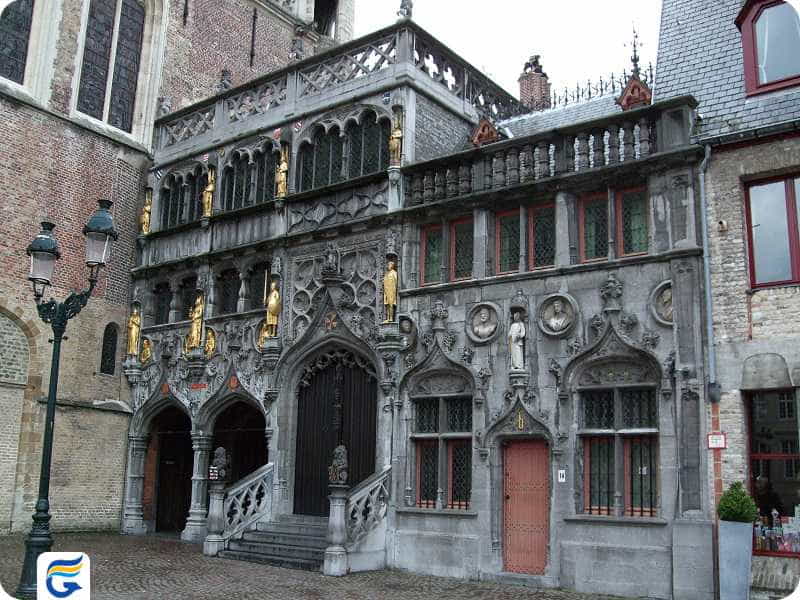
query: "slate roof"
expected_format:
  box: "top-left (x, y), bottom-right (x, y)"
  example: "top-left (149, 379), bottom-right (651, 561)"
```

top-left (655, 0), bottom-right (800, 140)
top-left (500, 95), bottom-right (622, 137)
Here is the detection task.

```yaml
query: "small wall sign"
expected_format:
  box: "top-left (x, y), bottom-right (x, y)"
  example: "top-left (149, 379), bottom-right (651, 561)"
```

top-left (708, 432), bottom-right (727, 449)
top-left (558, 469), bottom-right (567, 483)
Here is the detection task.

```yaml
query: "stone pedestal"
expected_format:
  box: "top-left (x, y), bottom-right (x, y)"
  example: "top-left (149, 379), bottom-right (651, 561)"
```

top-left (508, 369), bottom-right (530, 403)
top-left (324, 484), bottom-right (349, 576)
top-left (182, 434), bottom-right (213, 542)
top-left (203, 482), bottom-right (227, 556)
top-left (261, 337), bottom-right (282, 369)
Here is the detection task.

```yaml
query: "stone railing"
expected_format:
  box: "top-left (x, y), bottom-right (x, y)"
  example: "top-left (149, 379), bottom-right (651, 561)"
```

top-left (154, 21), bottom-right (521, 160)
top-left (204, 462), bottom-right (274, 555)
top-left (402, 96), bottom-right (698, 207)
top-left (345, 466), bottom-right (391, 546)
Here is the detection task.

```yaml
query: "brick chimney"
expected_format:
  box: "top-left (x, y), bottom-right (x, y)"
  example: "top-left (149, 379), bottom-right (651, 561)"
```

top-left (518, 55), bottom-right (552, 112)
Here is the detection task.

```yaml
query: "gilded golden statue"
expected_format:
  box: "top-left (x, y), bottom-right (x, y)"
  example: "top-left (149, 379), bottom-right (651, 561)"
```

top-left (202, 168), bottom-right (216, 218)
top-left (389, 114), bottom-right (403, 166)
top-left (186, 294), bottom-right (204, 351)
top-left (204, 328), bottom-right (216, 358)
top-left (140, 338), bottom-right (152, 364)
top-left (259, 281), bottom-right (281, 345)
top-left (383, 260), bottom-right (398, 323)
top-left (276, 146), bottom-right (289, 198)
top-left (126, 306), bottom-right (141, 356)
top-left (140, 190), bottom-right (152, 235)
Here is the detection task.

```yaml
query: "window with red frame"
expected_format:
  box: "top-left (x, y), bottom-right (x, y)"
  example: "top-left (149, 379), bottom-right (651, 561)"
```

top-left (738, 0), bottom-right (800, 95)
top-left (617, 188), bottom-right (649, 256)
top-left (450, 219), bottom-right (474, 280)
top-left (750, 390), bottom-right (800, 555)
top-left (746, 176), bottom-right (800, 287)
top-left (580, 194), bottom-right (609, 262)
top-left (412, 396), bottom-right (472, 510)
top-left (529, 204), bottom-right (556, 268)
top-left (421, 225), bottom-right (443, 285)
top-left (581, 387), bottom-right (659, 517)
top-left (496, 210), bottom-right (520, 274)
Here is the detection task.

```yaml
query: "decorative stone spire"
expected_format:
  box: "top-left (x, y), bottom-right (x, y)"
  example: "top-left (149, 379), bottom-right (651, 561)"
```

top-left (615, 28), bottom-right (652, 111)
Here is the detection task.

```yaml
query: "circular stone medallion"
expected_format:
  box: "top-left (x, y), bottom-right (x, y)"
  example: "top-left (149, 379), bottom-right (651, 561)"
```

top-left (466, 302), bottom-right (502, 344)
top-left (537, 293), bottom-right (579, 338)
top-left (650, 281), bottom-right (673, 327)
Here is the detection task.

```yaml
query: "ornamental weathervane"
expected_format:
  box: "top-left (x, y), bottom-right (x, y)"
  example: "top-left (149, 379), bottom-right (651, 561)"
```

top-left (398, 0), bottom-right (412, 19)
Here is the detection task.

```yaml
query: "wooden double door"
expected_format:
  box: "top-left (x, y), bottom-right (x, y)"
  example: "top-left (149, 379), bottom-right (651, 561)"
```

top-left (293, 352), bottom-right (377, 516)
top-left (503, 439), bottom-right (550, 575)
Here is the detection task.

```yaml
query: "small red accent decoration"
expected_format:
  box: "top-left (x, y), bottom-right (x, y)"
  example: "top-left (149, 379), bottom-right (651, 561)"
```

top-left (325, 312), bottom-right (338, 331)
top-left (616, 76), bottom-right (652, 111)
top-left (470, 118), bottom-right (501, 147)
top-left (190, 383), bottom-right (208, 390)
top-left (228, 376), bottom-right (239, 390)
top-left (161, 383), bottom-right (170, 396)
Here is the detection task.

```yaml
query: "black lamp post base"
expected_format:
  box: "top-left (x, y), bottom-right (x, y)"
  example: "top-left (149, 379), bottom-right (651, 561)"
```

top-left (15, 504), bottom-right (53, 598)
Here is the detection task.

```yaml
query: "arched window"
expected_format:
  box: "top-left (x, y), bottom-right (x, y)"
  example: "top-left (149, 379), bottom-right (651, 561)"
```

top-left (297, 126), bottom-right (343, 192)
top-left (184, 166), bottom-right (206, 223)
top-left (153, 282), bottom-right (171, 325)
top-left (218, 269), bottom-right (240, 314)
top-left (254, 147), bottom-right (278, 204)
top-left (223, 153), bottom-right (252, 211)
top-left (179, 276), bottom-right (197, 320)
top-left (347, 111), bottom-right (390, 178)
top-left (248, 261), bottom-right (270, 310)
top-left (738, 0), bottom-right (800, 95)
top-left (0, 0), bottom-right (35, 85)
top-left (99, 323), bottom-right (118, 375)
top-left (76, 0), bottom-right (146, 132)
top-left (160, 174), bottom-right (185, 229)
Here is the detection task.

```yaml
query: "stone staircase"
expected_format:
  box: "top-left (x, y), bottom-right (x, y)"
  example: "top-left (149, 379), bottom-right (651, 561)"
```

top-left (218, 515), bottom-right (328, 571)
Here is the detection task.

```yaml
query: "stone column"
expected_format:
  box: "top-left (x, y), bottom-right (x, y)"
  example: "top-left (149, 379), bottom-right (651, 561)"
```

top-left (182, 433), bottom-right (213, 542)
top-left (122, 435), bottom-right (149, 535)
top-left (555, 192), bottom-right (574, 267)
top-left (324, 485), bottom-right (349, 576)
top-left (203, 481), bottom-right (227, 556)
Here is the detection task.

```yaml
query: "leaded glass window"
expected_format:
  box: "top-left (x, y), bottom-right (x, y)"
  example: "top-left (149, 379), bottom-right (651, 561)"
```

top-left (218, 269), bottom-right (240, 315)
top-left (153, 282), bottom-right (171, 325)
top-left (346, 111), bottom-right (390, 180)
top-left (99, 323), bottom-right (118, 375)
top-left (422, 225), bottom-right (443, 285)
top-left (450, 219), bottom-right (473, 280)
top-left (530, 205), bottom-right (556, 268)
top-left (185, 167), bottom-right (206, 223)
top-left (298, 144), bottom-right (314, 192)
top-left (497, 211), bottom-right (520, 274)
top-left (0, 0), bottom-right (35, 84)
top-left (249, 262), bottom-right (270, 310)
top-left (255, 149), bottom-right (278, 204)
top-left (160, 174), bottom-right (185, 230)
top-left (77, 0), bottom-right (145, 133)
top-left (619, 189), bottom-right (648, 255)
top-left (412, 395), bottom-right (473, 510)
top-left (180, 276), bottom-right (198, 321)
top-left (582, 195), bottom-right (608, 261)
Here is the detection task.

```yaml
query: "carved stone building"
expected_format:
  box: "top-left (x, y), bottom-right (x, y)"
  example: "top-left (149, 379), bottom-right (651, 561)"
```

top-left (119, 14), bottom-right (714, 598)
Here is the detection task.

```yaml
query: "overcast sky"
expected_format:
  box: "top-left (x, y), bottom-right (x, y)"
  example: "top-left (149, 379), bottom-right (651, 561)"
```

top-left (353, 0), bottom-right (663, 100)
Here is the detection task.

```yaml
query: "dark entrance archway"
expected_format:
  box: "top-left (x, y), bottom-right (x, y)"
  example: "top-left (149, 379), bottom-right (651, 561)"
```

top-left (293, 349), bottom-right (378, 516)
top-left (213, 400), bottom-right (267, 484)
top-left (142, 405), bottom-right (192, 533)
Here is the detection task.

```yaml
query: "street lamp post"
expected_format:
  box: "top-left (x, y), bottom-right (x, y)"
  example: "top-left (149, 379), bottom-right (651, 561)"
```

top-left (16, 200), bottom-right (118, 599)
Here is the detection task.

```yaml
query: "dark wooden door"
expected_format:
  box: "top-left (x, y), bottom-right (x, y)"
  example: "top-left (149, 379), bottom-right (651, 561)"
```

top-left (293, 354), bottom-right (377, 516)
top-left (503, 439), bottom-right (550, 574)
top-left (156, 431), bottom-right (193, 532)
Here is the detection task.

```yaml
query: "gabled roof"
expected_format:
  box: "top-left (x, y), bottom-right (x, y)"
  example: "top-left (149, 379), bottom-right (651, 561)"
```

top-left (655, 0), bottom-right (800, 141)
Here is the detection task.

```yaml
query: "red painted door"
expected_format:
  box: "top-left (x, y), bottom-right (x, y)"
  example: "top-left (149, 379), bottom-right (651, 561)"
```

top-left (503, 439), bottom-right (550, 574)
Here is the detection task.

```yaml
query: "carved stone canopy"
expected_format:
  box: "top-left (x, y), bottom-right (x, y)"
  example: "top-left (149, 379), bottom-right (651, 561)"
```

top-left (484, 398), bottom-right (550, 448)
top-left (412, 370), bottom-right (471, 396)
top-left (403, 339), bottom-right (474, 399)
top-left (471, 118), bottom-right (502, 147)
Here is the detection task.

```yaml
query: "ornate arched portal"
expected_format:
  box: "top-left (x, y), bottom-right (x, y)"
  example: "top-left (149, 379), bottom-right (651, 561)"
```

top-left (293, 348), bottom-right (378, 516)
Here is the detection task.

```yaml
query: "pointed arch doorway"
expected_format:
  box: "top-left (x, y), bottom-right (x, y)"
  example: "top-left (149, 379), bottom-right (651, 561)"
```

top-left (293, 349), bottom-right (378, 516)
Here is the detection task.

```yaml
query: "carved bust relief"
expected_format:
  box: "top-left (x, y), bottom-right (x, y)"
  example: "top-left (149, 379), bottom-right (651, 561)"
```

top-left (465, 302), bottom-right (502, 344)
top-left (538, 293), bottom-right (579, 338)
top-left (650, 281), bottom-right (673, 327)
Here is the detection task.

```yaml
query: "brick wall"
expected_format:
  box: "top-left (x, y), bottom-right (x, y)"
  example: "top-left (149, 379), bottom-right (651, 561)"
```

top-left (414, 95), bottom-right (474, 162)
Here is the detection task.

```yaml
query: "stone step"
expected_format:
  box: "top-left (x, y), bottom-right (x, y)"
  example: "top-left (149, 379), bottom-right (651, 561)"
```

top-left (255, 521), bottom-right (327, 537)
top-left (276, 514), bottom-right (328, 526)
top-left (242, 530), bottom-right (329, 549)
top-left (218, 549), bottom-right (322, 572)
top-left (228, 539), bottom-right (325, 562)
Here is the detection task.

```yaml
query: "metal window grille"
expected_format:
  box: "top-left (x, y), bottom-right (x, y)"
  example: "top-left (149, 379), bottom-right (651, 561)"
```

top-left (314, 131), bottom-right (331, 188)
top-left (621, 389), bottom-right (657, 428)
top-left (219, 269), bottom-right (240, 314)
top-left (583, 198), bottom-right (608, 260)
top-left (99, 323), bottom-right (117, 375)
top-left (626, 436), bottom-right (657, 516)
top-left (416, 398), bottom-right (439, 433)
top-left (583, 390), bottom-right (615, 429)
top-left (448, 440), bottom-right (471, 509)
top-left (416, 440), bottom-right (438, 508)
top-left (532, 206), bottom-right (556, 267)
top-left (451, 220), bottom-right (473, 280)
top-left (379, 120), bottom-right (390, 171)
top-left (330, 134), bottom-right (344, 185)
top-left (498, 212), bottom-right (520, 273)
top-left (348, 123), bottom-right (363, 178)
top-left (621, 190), bottom-right (648, 254)
top-left (256, 151), bottom-right (277, 203)
top-left (223, 166), bottom-right (235, 211)
top-left (249, 262), bottom-right (269, 310)
top-left (446, 397), bottom-right (472, 432)
top-left (423, 227), bottom-right (443, 284)
top-left (0, 0), bottom-right (34, 84)
top-left (363, 116), bottom-right (381, 175)
top-left (299, 145), bottom-right (313, 192)
top-left (76, 0), bottom-right (116, 120)
top-left (180, 277), bottom-right (197, 320)
top-left (107, 0), bottom-right (145, 132)
top-left (585, 436), bottom-right (614, 515)
top-left (154, 283), bottom-right (171, 325)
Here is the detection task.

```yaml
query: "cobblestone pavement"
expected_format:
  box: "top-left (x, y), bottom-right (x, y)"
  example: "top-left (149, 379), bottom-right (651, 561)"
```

top-left (0, 533), bottom-right (627, 600)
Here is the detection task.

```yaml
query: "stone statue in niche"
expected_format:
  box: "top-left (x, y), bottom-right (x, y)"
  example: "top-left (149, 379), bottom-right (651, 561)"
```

top-left (276, 146), bottom-right (289, 198)
top-left (259, 281), bottom-right (282, 345)
top-left (383, 261), bottom-right (398, 322)
top-left (204, 328), bottom-right (216, 358)
top-left (538, 294), bottom-right (577, 338)
top-left (140, 338), bottom-right (152, 364)
top-left (186, 294), bottom-right (204, 351)
top-left (474, 307), bottom-right (497, 339)
top-left (323, 242), bottom-right (340, 274)
top-left (508, 310), bottom-right (526, 370)
top-left (126, 305), bottom-right (141, 357)
top-left (389, 111), bottom-right (403, 166)
top-left (202, 168), bottom-right (216, 218)
top-left (140, 190), bottom-right (152, 235)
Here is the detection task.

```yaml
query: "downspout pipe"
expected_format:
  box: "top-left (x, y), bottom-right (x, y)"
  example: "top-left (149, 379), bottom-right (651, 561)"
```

top-left (699, 143), bottom-right (720, 402)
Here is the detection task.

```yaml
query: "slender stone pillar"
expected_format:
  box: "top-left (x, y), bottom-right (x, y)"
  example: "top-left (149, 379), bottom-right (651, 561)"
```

top-left (122, 435), bottom-right (149, 535)
top-left (181, 433), bottom-right (213, 542)
top-left (324, 484), bottom-right (349, 576)
top-left (203, 481), bottom-right (227, 556)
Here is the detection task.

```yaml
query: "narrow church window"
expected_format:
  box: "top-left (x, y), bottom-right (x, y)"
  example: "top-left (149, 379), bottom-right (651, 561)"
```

top-left (77, 0), bottom-right (145, 132)
top-left (185, 167), bottom-right (206, 223)
top-left (496, 210), bottom-right (520, 275)
top-left (180, 276), bottom-right (198, 320)
top-left (248, 262), bottom-right (269, 310)
top-left (255, 147), bottom-right (278, 203)
top-left (346, 112), bottom-right (391, 179)
top-left (298, 126), bottom-right (348, 192)
top-left (0, 0), bottom-right (35, 85)
top-left (218, 269), bottom-right (240, 315)
top-left (450, 218), bottom-right (473, 280)
top-left (223, 153), bottom-right (253, 211)
top-left (580, 193), bottom-right (609, 262)
top-left (314, 0), bottom-right (337, 37)
top-left (618, 188), bottom-right (648, 256)
top-left (160, 174), bottom-right (185, 229)
top-left (298, 143), bottom-right (314, 192)
top-left (421, 225), bottom-right (443, 285)
top-left (530, 204), bottom-right (556, 268)
top-left (99, 323), bottom-right (118, 375)
top-left (153, 282), bottom-right (171, 325)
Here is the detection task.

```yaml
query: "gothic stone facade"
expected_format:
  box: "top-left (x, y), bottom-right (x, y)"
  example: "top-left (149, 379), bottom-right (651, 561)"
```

top-left (121, 20), bottom-right (714, 599)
